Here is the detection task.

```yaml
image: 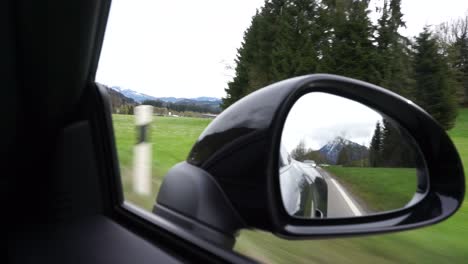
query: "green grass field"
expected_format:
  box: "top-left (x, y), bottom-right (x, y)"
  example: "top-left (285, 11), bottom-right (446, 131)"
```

top-left (112, 115), bottom-right (211, 209)
top-left (325, 166), bottom-right (416, 212)
top-left (112, 108), bottom-right (468, 264)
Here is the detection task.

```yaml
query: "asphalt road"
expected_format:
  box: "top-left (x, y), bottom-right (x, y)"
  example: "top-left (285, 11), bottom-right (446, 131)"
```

top-left (317, 167), bottom-right (365, 218)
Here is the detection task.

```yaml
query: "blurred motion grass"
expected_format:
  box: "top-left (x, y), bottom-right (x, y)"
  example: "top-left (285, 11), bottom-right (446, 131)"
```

top-left (236, 108), bottom-right (468, 263)
top-left (325, 166), bottom-right (416, 212)
top-left (112, 115), bottom-right (210, 210)
top-left (112, 108), bottom-right (468, 263)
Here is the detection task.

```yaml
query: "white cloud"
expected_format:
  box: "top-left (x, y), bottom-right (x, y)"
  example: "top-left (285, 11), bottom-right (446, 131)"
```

top-left (281, 93), bottom-right (382, 152)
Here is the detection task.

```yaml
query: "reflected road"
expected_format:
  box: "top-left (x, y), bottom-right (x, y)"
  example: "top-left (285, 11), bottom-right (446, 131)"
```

top-left (311, 167), bottom-right (364, 218)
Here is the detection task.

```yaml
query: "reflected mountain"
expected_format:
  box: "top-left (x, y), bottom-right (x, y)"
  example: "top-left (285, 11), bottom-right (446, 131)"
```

top-left (318, 137), bottom-right (369, 165)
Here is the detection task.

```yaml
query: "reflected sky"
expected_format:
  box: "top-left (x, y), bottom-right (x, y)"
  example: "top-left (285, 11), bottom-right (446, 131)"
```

top-left (282, 93), bottom-right (382, 152)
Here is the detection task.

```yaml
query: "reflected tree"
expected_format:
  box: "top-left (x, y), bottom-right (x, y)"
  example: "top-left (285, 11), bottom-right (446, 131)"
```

top-left (337, 146), bottom-right (350, 165)
top-left (369, 119), bottom-right (416, 167)
top-left (369, 121), bottom-right (383, 167)
top-left (291, 140), bottom-right (308, 161)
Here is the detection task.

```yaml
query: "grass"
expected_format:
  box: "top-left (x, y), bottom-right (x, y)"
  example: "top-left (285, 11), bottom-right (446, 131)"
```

top-left (112, 114), bottom-right (211, 210)
top-left (325, 166), bottom-right (416, 212)
top-left (112, 108), bottom-right (468, 263)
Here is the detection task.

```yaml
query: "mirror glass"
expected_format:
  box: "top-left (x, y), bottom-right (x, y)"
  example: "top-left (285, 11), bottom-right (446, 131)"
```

top-left (279, 92), bottom-right (426, 219)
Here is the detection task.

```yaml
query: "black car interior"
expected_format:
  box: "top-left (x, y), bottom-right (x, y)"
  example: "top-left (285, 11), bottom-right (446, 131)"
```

top-left (6, 1), bottom-right (251, 263)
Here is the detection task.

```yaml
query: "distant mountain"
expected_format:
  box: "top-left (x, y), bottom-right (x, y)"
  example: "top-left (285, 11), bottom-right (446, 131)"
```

top-left (155, 97), bottom-right (221, 105)
top-left (106, 87), bottom-right (136, 105)
top-left (318, 137), bottom-right (369, 165)
top-left (163, 98), bottom-right (222, 114)
top-left (111, 86), bottom-right (157, 103)
top-left (193, 97), bottom-right (220, 102)
top-left (109, 87), bottom-right (221, 106)
top-left (102, 85), bottom-right (137, 114)
top-left (156, 97), bottom-right (178, 103)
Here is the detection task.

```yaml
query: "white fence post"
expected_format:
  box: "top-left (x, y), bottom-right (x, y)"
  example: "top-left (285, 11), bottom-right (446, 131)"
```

top-left (133, 105), bottom-right (153, 196)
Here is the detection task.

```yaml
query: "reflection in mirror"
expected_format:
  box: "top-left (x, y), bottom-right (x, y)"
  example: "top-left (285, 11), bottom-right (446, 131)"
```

top-left (279, 92), bottom-right (425, 219)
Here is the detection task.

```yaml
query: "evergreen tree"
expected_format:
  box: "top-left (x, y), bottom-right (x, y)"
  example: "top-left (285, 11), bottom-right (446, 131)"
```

top-left (379, 119), bottom-right (416, 167)
top-left (369, 121), bottom-right (382, 167)
top-left (374, 0), bottom-right (413, 98)
top-left (222, 0), bottom-right (322, 109)
top-left (222, 0), bottom-right (461, 120)
top-left (412, 27), bottom-right (458, 130)
top-left (221, 12), bottom-right (263, 109)
top-left (270, 0), bottom-right (321, 80)
top-left (437, 15), bottom-right (468, 106)
top-left (337, 145), bottom-right (350, 165)
top-left (452, 25), bottom-right (468, 107)
top-left (319, 0), bottom-right (377, 82)
top-left (454, 17), bottom-right (468, 106)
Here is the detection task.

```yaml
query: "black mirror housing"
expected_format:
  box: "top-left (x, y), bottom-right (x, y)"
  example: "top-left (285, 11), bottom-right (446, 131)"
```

top-left (155, 74), bottom-right (464, 242)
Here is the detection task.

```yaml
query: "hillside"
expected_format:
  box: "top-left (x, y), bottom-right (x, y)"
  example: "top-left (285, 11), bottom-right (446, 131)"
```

top-left (111, 86), bottom-right (158, 102)
top-left (318, 136), bottom-right (369, 164)
top-left (110, 86), bottom-right (221, 105)
top-left (108, 86), bottom-right (221, 114)
top-left (105, 86), bottom-right (137, 114)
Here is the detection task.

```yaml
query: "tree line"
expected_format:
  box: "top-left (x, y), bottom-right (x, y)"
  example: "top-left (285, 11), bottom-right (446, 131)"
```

top-left (105, 86), bottom-right (136, 114)
top-left (222, 0), bottom-right (468, 130)
top-left (290, 140), bottom-right (329, 163)
top-left (368, 119), bottom-right (416, 168)
top-left (289, 120), bottom-right (418, 167)
top-left (289, 139), bottom-right (369, 166)
top-left (142, 100), bottom-right (221, 114)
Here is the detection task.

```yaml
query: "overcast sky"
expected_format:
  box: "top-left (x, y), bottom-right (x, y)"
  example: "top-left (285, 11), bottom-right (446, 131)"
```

top-left (281, 93), bottom-right (382, 152)
top-left (96, 0), bottom-right (468, 99)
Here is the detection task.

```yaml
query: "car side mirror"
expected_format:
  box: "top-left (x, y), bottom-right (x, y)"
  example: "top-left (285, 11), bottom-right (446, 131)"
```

top-left (153, 74), bottom-right (464, 247)
top-left (280, 92), bottom-right (425, 219)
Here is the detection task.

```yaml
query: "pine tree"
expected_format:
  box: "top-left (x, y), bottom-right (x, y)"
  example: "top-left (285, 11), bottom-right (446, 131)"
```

top-left (222, 0), bottom-right (322, 109)
top-left (379, 119), bottom-right (415, 167)
top-left (337, 145), bottom-right (350, 166)
top-left (369, 121), bottom-right (382, 167)
top-left (438, 15), bottom-right (468, 106)
top-left (374, 0), bottom-right (413, 98)
top-left (319, 0), bottom-right (377, 82)
top-left (453, 26), bottom-right (468, 107)
top-left (413, 27), bottom-right (458, 130)
top-left (456, 19), bottom-right (468, 106)
top-left (221, 12), bottom-right (262, 109)
top-left (379, 119), bottom-right (393, 166)
top-left (271, 0), bottom-right (321, 80)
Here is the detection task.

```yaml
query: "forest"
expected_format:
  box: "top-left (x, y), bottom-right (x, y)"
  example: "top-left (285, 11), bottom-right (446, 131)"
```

top-left (222, 0), bottom-right (468, 131)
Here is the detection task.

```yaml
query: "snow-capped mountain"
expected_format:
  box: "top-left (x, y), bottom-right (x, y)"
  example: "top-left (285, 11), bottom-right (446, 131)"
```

top-left (155, 97), bottom-right (178, 103)
top-left (193, 97), bottom-right (220, 102)
top-left (109, 87), bottom-right (221, 105)
top-left (318, 137), bottom-right (369, 164)
top-left (155, 97), bottom-right (221, 104)
top-left (110, 86), bottom-right (158, 103)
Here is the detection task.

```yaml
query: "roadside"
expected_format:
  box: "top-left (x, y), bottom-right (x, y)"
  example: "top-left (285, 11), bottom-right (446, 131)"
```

top-left (325, 166), bottom-right (416, 212)
top-left (317, 167), bottom-right (368, 217)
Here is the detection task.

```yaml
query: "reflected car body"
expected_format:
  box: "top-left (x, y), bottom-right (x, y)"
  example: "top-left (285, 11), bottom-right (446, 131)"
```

top-left (279, 145), bottom-right (328, 218)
